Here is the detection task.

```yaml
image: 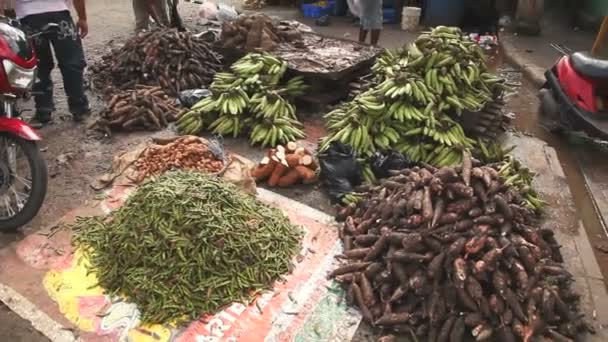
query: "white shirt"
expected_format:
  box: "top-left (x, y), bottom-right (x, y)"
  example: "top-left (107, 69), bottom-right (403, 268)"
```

top-left (15, 0), bottom-right (70, 18)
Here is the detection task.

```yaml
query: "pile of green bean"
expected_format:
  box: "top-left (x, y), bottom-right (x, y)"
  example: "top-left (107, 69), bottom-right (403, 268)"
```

top-left (71, 171), bottom-right (301, 324)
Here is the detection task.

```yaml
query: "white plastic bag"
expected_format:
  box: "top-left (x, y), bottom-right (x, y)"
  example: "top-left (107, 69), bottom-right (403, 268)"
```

top-left (216, 4), bottom-right (238, 23)
top-left (198, 0), bottom-right (218, 20)
top-left (347, 0), bottom-right (361, 18)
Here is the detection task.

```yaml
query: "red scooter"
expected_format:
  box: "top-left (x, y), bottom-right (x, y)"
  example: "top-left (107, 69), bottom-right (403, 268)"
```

top-left (539, 49), bottom-right (608, 140)
top-left (0, 19), bottom-right (53, 231)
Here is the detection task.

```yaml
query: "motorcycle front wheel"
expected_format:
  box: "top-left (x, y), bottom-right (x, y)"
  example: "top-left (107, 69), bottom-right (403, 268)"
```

top-left (0, 133), bottom-right (47, 231)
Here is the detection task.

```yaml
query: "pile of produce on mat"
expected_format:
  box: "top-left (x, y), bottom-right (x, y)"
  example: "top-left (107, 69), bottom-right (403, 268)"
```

top-left (330, 156), bottom-right (590, 341)
top-left (71, 171), bottom-right (301, 324)
top-left (252, 142), bottom-right (318, 187)
top-left (176, 52), bottom-right (307, 147)
top-left (219, 14), bottom-right (303, 51)
top-left (242, 0), bottom-right (266, 10)
top-left (133, 136), bottom-right (228, 182)
top-left (89, 28), bottom-right (222, 96)
top-left (91, 85), bottom-right (183, 135)
top-left (477, 142), bottom-right (545, 212)
top-left (320, 26), bottom-right (508, 167)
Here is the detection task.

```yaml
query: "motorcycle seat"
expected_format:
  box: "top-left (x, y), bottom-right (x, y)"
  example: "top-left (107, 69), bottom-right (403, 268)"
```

top-left (571, 52), bottom-right (608, 79)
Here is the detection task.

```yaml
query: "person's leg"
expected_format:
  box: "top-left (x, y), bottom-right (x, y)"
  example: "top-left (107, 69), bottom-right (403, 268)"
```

top-left (150, 0), bottom-right (169, 26)
top-left (20, 15), bottom-right (55, 123)
top-left (359, 28), bottom-right (368, 43)
top-left (370, 29), bottom-right (381, 45)
top-left (132, 0), bottom-right (150, 31)
top-left (369, 0), bottom-right (383, 46)
top-left (49, 11), bottom-right (89, 121)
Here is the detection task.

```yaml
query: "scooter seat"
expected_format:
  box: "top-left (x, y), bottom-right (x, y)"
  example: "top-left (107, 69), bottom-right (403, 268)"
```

top-left (571, 52), bottom-right (608, 79)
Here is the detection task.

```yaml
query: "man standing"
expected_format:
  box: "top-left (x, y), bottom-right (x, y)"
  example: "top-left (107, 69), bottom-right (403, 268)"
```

top-left (359, 0), bottom-right (382, 46)
top-left (15, 0), bottom-right (90, 125)
top-left (132, 0), bottom-right (169, 32)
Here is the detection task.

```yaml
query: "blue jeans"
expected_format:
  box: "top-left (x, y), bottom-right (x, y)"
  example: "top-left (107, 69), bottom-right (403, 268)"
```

top-left (21, 10), bottom-right (89, 117)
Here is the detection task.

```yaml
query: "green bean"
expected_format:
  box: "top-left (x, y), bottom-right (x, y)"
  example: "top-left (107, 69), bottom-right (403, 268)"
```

top-left (71, 170), bottom-right (301, 324)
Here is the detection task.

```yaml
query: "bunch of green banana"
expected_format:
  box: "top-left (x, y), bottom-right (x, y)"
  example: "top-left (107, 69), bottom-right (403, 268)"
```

top-left (282, 76), bottom-right (308, 97)
top-left (231, 53), bottom-right (284, 75)
top-left (241, 73), bottom-right (264, 93)
top-left (371, 25), bottom-right (507, 97)
top-left (249, 117), bottom-right (306, 147)
top-left (426, 145), bottom-right (464, 167)
top-left (189, 96), bottom-right (217, 113)
top-left (320, 94), bottom-right (381, 156)
top-left (371, 48), bottom-right (410, 81)
top-left (341, 192), bottom-right (365, 205)
top-left (209, 114), bottom-right (245, 138)
top-left (231, 52), bottom-right (287, 86)
top-left (360, 163), bottom-right (377, 184)
top-left (394, 140), bottom-right (432, 163)
top-left (415, 26), bottom-right (485, 64)
top-left (495, 154), bottom-right (546, 211)
top-left (388, 101), bottom-right (428, 122)
top-left (368, 120), bottom-right (400, 150)
top-left (421, 117), bottom-right (474, 147)
top-left (209, 73), bottom-right (243, 92)
top-left (175, 110), bottom-right (204, 135)
top-left (318, 121), bottom-right (373, 155)
top-left (177, 52), bottom-right (307, 147)
top-left (371, 49), bottom-right (397, 76)
top-left (376, 74), bottom-right (435, 104)
top-left (354, 92), bottom-right (386, 117)
top-left (476, 139), bottom-right (516, 163)
top-left (214, 88), bottom-right (249, 115)
top-left (250, 92), bottom-right (296, 120)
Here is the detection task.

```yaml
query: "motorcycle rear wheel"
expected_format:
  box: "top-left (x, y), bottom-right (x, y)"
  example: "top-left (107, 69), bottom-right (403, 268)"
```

top-left (0, 134), bottom-right (47, 231)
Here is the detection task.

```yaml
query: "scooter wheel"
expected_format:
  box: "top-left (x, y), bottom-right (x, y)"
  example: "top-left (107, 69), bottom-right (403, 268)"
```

top-left (539, 88), bottom-right (561, 123)
top-left (0, 134), bottom-right (47, 231)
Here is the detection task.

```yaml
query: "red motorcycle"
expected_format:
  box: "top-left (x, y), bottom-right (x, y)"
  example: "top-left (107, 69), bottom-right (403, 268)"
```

top-left (0, 19), bottom-right (52, 231)
top-left (539, 48), bottom-right (608, 140)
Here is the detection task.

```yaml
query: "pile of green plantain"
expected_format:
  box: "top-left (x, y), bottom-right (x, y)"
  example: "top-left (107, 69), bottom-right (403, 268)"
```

top-left (320, 26), bottom-right (508, 180)
top-left (477, 142), bottom-right (546, 211)
top-left (176, 53), bottom-right (308, 147)
top-left (71, 171), bottom-right (301, 324)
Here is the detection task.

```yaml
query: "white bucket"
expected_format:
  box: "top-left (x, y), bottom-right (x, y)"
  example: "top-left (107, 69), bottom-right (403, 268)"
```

top-left (401, 6), bottom-right (421, 31)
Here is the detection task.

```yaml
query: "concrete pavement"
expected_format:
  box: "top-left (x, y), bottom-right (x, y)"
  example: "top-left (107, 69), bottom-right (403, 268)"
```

top-left (499, 14), bottom-right (597, 87)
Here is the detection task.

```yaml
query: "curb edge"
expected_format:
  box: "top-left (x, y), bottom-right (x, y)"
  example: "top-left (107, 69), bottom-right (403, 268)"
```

top-left (498, 32), bottom-right (546, 87)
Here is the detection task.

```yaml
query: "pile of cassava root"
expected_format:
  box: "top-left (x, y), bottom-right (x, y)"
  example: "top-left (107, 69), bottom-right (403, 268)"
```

top-left (90, 29), bottom-right (222, 96)
top-left (220, 14), bottom-right (303, 51)
top-left (331, 151), bottom-right (592, 342)
top-left (133, 136), bottom-right (227, 183)
top-left (91, 85), bottom-right (182, 135)
top-left (251, 142), bottom-right (318, 187)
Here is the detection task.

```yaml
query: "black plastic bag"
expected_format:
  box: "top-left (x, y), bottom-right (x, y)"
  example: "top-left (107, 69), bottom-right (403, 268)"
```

top-left (177, 88), bottom-right (212, 108)
top-left (371, 150), bottom-right (413, 179)
top-left (318, 142), bottom-right (363, 203)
